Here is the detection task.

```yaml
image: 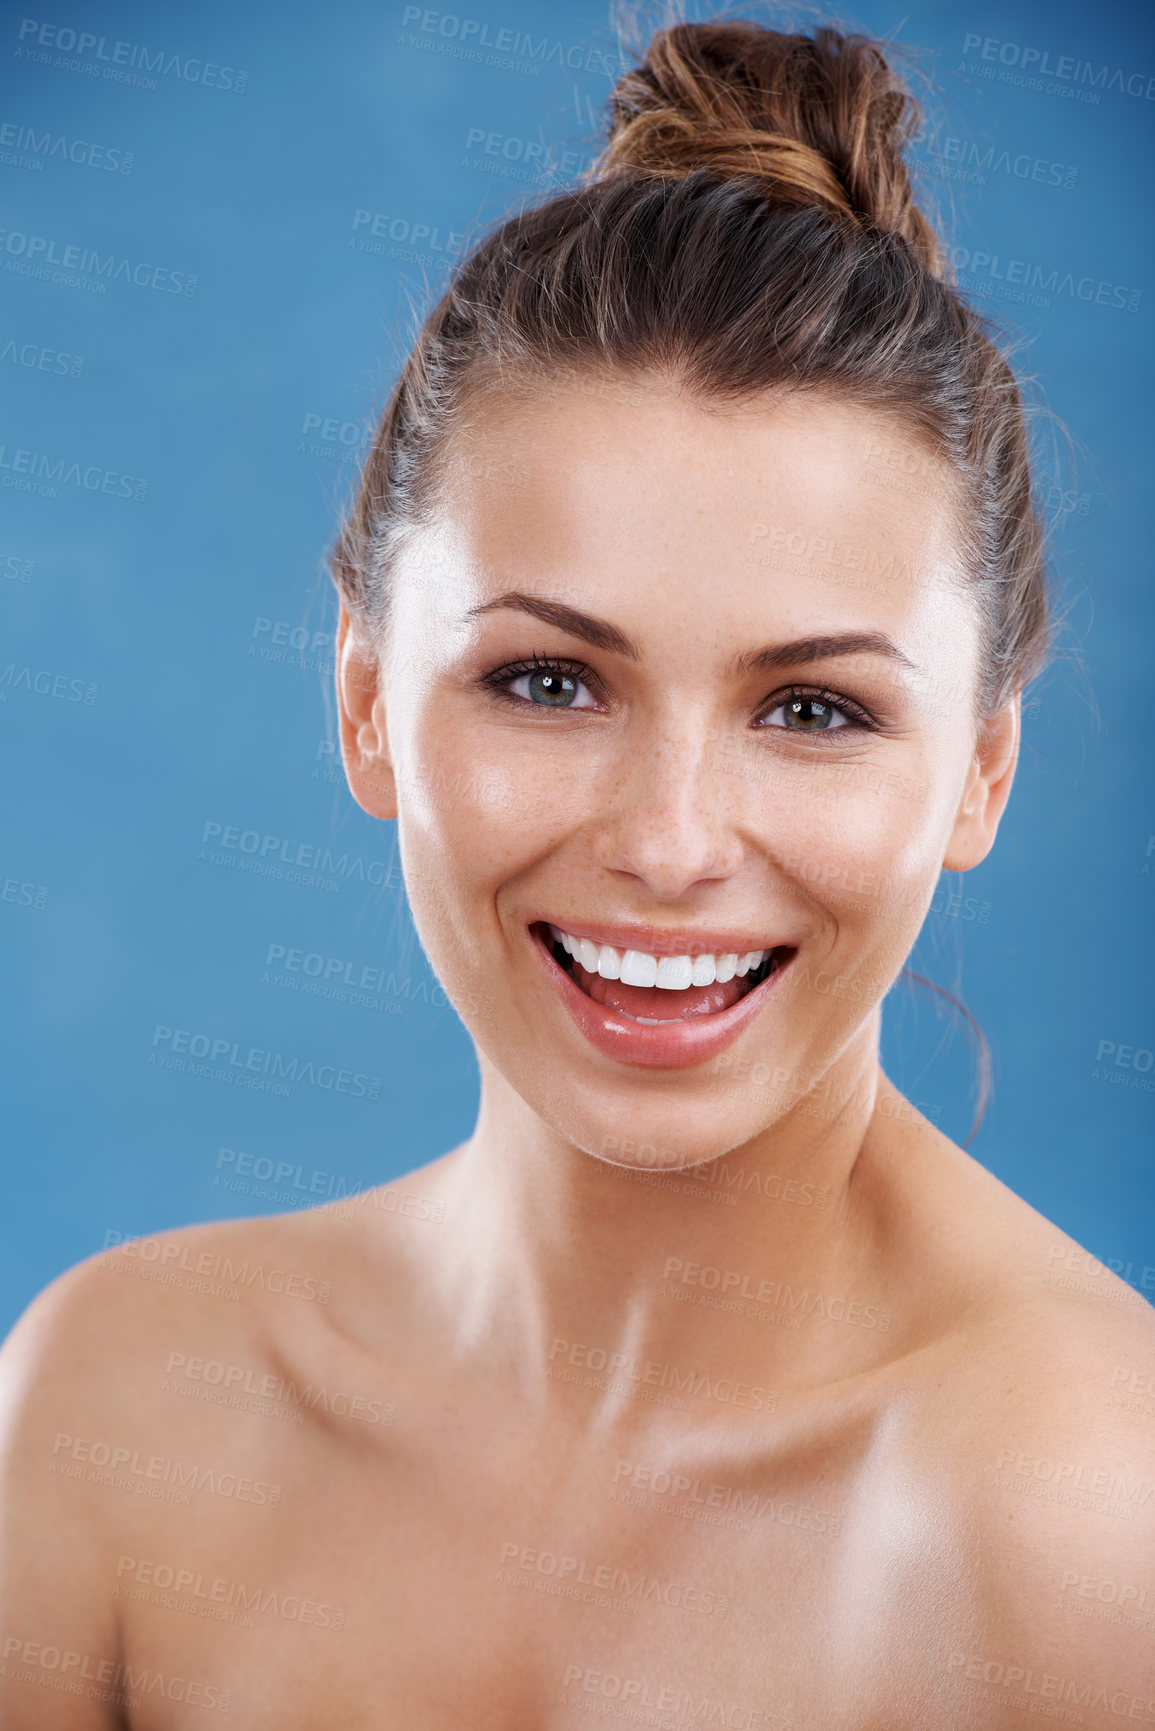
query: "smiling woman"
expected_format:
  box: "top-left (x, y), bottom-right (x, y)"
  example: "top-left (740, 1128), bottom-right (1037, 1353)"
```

top-left (2, 15), bottom-right (1153, 1731)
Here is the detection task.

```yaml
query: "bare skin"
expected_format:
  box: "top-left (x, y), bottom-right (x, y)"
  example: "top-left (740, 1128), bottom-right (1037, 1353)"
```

top-left (1, 382), bottom-right (1152, 1729)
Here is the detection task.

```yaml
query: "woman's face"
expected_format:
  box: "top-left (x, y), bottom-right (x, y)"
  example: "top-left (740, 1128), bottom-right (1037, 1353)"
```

top-left (339, 379), bottom-right (1018, 1169)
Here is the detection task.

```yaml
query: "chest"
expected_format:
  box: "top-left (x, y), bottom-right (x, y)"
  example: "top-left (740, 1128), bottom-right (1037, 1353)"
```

top-left (114, 1412), bottom-right (941, 1730)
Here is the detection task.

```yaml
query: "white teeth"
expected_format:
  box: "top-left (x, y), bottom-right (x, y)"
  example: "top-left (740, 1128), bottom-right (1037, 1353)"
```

top-left (655, 955), bottom-right (694, 991)
top-left (549, 928), bottom-right (772, 991)
top-left (620, 949), bottom-right (658, 988)
top-left (691, 954), bottom-right (716, 987)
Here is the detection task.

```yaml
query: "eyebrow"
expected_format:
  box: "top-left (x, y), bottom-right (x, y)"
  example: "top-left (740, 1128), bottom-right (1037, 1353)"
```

top-left (468, 591), bottom-right (919, 677)
top-left (467, 591), bottom-right (641, 659)
top-left (734, 632), bottom-right (920, 677)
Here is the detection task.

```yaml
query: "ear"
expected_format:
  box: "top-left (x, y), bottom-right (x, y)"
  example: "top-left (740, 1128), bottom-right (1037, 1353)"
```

top-left (941, 691), bottom-right (1020, 872)
top-left (336, 603), bottom-right (397, 821)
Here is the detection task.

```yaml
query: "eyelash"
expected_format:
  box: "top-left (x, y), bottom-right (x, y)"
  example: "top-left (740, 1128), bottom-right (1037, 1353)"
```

top-left (479, 655), bottom-right (878, 734)
top-left (479, 653), bottom-right (604, 706)
top-left (756, 684), bottom-right (879, 735)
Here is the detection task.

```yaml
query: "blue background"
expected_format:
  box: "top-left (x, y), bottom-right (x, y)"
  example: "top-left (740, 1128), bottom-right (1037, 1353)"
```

top-left (1, 0), bottom-right (1152, 1335)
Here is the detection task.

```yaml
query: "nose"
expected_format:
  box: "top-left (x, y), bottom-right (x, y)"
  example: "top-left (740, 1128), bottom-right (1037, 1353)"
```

top-left (590, 720), bottom-right (746, 900)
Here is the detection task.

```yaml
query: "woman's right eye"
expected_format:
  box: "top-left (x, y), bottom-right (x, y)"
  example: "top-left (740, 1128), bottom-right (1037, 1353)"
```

top-left (509, 669), bottom-right (599, 708)
top-left (490, 660), bottom-right (602, 709)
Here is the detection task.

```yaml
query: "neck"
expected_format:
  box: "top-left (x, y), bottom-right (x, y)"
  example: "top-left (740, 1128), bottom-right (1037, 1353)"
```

top-left (434, 1014), bottom-right (910, 1422)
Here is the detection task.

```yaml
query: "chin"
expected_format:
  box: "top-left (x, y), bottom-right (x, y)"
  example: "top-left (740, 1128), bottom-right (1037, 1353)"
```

top-left (535, 1063), bottom-right (812, 1175)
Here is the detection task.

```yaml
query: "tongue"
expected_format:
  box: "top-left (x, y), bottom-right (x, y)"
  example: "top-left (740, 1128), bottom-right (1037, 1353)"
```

top-left (571, 958), bottom-right (751, 1021)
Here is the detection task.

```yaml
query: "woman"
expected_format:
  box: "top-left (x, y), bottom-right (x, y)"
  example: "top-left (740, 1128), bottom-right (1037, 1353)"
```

top-left (1, 17), bottom-right (1151, 1729)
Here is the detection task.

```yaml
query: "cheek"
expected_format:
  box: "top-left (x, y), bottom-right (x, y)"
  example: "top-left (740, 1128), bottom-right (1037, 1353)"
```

top-left (770, 769), bottom-right (942, 955)
top-left (776, 763), bottom-right (927, 871)
top-left (395, 702), bottom-right (571, 917)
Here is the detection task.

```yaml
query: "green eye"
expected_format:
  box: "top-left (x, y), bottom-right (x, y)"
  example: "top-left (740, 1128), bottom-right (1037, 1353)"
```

top-left (499, 662), bottom-right (599, 709)
top-left (517, 669), bottom-right (578, 706)
top-left (785, 697), bottom-right (838, 729)
top-left (759, 693), bottom-right (854, 732)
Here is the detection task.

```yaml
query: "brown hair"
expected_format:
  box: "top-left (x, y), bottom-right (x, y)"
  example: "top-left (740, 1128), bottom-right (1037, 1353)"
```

top-left (330, 17), bottom-right (1050, 727)
top-left (330, 14), bottom-right (1053, 1141)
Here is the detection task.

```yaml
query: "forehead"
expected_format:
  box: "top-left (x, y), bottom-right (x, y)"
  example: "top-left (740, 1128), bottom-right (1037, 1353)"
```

top-left (409, 375), bottom-right (967, 655)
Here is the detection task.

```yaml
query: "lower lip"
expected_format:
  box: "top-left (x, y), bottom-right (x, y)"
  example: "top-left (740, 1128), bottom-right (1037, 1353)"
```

top-left (530, 928), bottom-right (794, 1071)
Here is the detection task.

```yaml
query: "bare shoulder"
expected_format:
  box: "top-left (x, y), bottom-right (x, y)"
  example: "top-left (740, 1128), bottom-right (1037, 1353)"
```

top-left (0, 1209), bottom-right (344, 1521)
top-left (0, 1215), bottom-right (298, 1725)
top-left (933, 1296), bottom-right (1155, 1712)
top-left (0, 1171), bottom-right (450, 1673)
top-left (883, 1116), bottom-right (1155, 1706)
top-left (1, 1208), bottom-right (340, 1394)
top-left (0, 1160), bottom-right (455, 1417)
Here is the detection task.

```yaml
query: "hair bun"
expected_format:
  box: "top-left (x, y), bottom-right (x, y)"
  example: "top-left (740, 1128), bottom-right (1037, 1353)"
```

top-left (591, 20), bottom-right (941, 273)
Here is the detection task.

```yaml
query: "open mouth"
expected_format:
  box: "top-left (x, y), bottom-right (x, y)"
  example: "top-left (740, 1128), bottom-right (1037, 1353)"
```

top-left (532, 922), bottom-right (795, 1027)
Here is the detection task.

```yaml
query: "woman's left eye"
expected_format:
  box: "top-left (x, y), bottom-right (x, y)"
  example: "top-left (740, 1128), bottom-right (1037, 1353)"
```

top-left (506, 666), bottom-right (599, 709)
top-left (757, 693), bottom-right (864, 733)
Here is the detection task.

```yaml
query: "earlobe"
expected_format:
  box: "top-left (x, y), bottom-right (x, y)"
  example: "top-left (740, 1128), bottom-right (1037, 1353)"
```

top-left (941, 693), bottom-right (1021, 873)
top-left (336, 604), bottom-right (398, 821)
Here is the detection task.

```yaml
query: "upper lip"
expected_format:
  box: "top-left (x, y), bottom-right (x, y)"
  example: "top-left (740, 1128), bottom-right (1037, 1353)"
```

top-left (533, 918), bottom-right (794, 957)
